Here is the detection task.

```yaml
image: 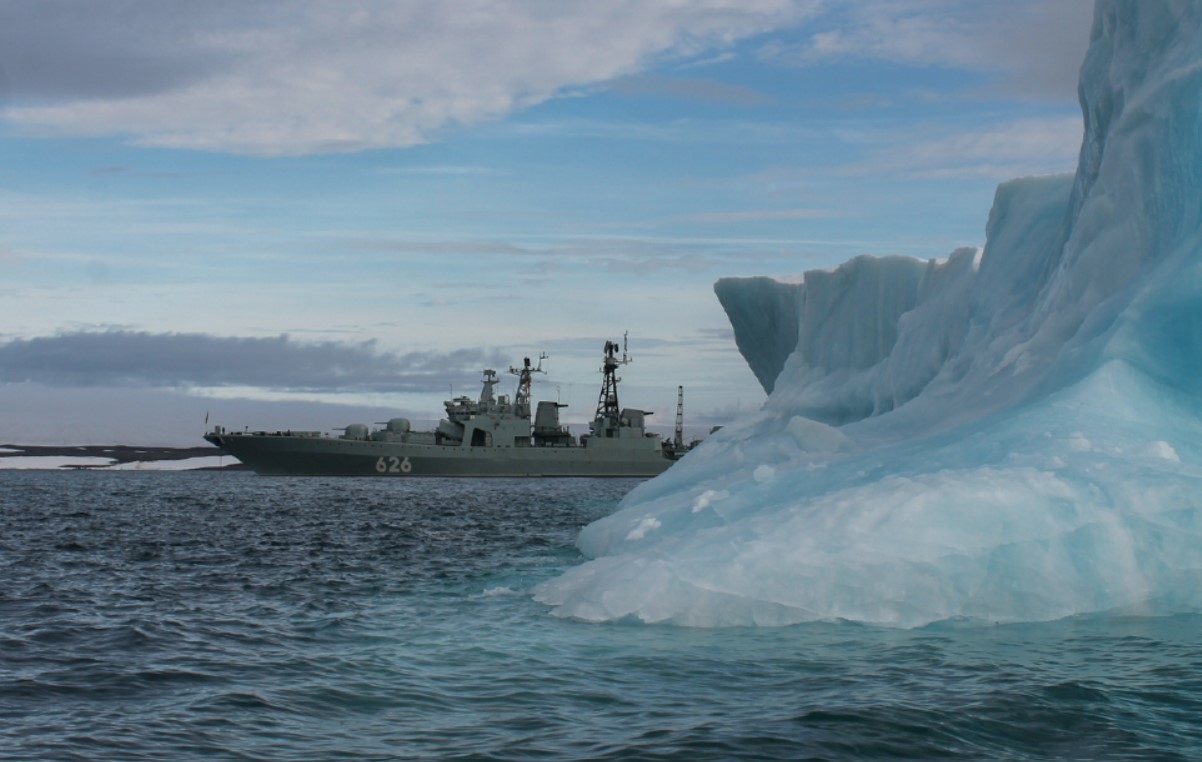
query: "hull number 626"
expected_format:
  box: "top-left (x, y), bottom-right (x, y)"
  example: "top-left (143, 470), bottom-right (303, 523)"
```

top-left (375, 456), bottom-right (413, 474)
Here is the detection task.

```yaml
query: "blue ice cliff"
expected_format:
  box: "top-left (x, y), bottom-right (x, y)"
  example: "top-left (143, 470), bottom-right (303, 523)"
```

top-left (535, 0), bottom-right (1202, 628)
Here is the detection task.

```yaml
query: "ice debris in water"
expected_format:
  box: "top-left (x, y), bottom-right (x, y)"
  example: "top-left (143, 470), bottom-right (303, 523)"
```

top-left (536, 0), bottom-right (1202, 628)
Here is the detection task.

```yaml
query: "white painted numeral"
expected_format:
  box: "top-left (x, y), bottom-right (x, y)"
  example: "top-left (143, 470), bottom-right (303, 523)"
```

top-left (375, 456), bottom-right (412, 474)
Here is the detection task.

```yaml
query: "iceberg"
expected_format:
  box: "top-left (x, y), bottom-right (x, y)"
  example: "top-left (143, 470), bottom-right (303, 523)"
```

top-left (535, 0), bottom-right (1202, 628)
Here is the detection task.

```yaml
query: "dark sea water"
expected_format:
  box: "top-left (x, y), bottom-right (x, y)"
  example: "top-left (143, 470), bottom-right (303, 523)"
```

top-left (2, 471), bottom-right (1200, 761)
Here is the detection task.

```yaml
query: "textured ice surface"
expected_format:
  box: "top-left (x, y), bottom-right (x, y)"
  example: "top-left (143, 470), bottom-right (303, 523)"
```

top-left (536, 0), bottom-right (1202, 628)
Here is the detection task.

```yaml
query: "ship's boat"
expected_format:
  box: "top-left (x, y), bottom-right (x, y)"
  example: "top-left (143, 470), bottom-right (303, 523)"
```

top-left (204, 336), bottom-right (695, 477)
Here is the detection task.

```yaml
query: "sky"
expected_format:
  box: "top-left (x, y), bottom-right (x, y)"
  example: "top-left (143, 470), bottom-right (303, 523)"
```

top-left (0, 0), bottom-right (1096, 446)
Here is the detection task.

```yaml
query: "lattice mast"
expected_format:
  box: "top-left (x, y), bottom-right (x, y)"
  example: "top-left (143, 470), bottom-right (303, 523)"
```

top-left (595, 332), bottom-right (630, 421)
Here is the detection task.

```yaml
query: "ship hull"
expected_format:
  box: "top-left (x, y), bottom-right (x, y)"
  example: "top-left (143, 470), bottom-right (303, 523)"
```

top-left (204, 433), bottom-right (674, 477)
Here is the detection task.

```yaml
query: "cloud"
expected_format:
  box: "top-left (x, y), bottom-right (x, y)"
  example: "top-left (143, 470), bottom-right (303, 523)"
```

top-left (1, 0), bottom-right (813, 156)
top-left (338, 238), bottom-right (533, 256)
top-left (0, 1), bottom-right (1090, 158)
top-left (760, 0), bottom-right (1095, 102)
top-left (678, 208), bottom-right (845, 223)
top-left (576, 207), bottom-right (849, 235)
top-left (841, 115), bottom-right (1084, 179)
top-left (378, 165), bottom-right (498, 176)
top-left (331, 233), bottom-right (814, 271)
top-left (609, 74), bottom-right (770, 106)
top-left (0, 0), bottom-right (236, 100)
top-left (0, 331), bottom-right (507, 393)
top-left (0, 382), bottom-right (417, 446)
top-left (89, 166), bottom-right (131, 175)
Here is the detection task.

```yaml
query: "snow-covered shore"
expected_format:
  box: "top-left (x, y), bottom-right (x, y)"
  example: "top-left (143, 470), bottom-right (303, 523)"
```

top-left (0, 445), bottom-right (241, 471)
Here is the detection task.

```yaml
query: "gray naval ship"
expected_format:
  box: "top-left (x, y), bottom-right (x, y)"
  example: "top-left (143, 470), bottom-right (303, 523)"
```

top-left (204, 337), bottom-right (695, 477)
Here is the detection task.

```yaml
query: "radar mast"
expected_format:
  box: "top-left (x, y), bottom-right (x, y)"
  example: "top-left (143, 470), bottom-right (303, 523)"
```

top-left (509, 352), bottom-right (547, 417)
top-left (595, 331), bottom-right (630, 422)
top-left (675, 385), bottom-right (684, 448)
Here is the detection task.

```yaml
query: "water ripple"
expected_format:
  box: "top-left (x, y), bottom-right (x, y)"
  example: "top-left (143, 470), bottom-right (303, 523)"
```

top-left (2, 471), bottom-right (1201, 760)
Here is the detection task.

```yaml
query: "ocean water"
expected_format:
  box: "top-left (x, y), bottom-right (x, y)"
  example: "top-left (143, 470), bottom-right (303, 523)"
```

top-left (2, 471), bottom-right (1200, 761)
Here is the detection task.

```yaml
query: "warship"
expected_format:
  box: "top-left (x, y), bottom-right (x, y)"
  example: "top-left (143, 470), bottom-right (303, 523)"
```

top-left (204, 336), bottom-right (695, 477)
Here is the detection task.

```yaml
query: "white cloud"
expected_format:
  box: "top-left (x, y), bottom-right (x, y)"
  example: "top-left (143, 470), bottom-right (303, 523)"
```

top-left (840, 115), bottom-right (1084, 179)
top-left (760, 0), bottom-right (1095, 101)
top-left (2, 0), bottom-right (814, 156)
top-left (0, 330), bottom-right (506, 392)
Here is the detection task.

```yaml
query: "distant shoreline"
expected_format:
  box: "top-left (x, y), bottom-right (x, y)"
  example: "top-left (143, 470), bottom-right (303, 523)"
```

top-left (0, 444), bottom-right (245, 470)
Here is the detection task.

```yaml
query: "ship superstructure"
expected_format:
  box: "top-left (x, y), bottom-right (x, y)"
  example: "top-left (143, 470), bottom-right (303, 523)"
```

top-left (205, 337), bottom-right (695, 477)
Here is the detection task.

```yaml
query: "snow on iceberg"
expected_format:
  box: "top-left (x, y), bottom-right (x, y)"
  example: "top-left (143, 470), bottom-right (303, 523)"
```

top-left (536, 0), bottom-right (1202, 628)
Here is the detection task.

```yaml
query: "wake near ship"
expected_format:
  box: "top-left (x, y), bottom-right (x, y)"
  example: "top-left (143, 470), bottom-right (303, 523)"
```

top-left (205, 336), bottom-right (695, 477)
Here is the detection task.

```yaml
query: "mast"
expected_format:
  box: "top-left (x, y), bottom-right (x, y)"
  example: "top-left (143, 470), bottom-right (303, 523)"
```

top-left (509, 352), bottom-right (546, 416)
top-left (675, 385), bottom-right (684, 448)
top-left (478, 369), bottom-right (499, 406)
top-left (594, 332), bottom-right (630, 421)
